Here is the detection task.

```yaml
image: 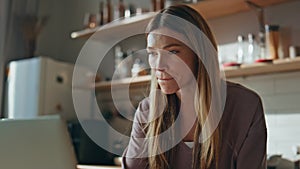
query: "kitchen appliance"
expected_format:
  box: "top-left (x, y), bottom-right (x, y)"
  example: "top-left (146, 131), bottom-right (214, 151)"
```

top-left (6, 56), bottom-right (89, 120)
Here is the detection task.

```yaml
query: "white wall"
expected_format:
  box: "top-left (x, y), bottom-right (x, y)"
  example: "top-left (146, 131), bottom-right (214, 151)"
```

top-left (228, 71), bottom-right (300, 160)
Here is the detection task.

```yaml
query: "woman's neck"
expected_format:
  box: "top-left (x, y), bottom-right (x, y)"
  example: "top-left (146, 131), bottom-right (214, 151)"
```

top-left (176, 88), bottom-right (198, 142)
top-left (182, 121), bottom-right (197, 142)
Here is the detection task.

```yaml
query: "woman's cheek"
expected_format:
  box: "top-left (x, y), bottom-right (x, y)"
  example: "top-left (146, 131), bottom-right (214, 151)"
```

top-left (148, 56), bottom-right (157, 69)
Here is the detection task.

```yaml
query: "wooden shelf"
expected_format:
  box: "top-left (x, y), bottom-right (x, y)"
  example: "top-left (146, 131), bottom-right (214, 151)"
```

top-left (71, 0), bottom-right (295, 39)
top-left (189, 0), bottom-right (294, 19)
top-left (224, 57), bottom-right (300, 78)
top-left (93, 57), bottom-right (300, 90)
top-left (71, 12), bottom-right (156, 39)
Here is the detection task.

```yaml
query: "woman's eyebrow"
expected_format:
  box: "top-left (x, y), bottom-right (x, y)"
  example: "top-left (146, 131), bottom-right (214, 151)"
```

top-left (147, 43), bottom-right (182, 50)
top-left (162, 43), bottom-right (182, 49)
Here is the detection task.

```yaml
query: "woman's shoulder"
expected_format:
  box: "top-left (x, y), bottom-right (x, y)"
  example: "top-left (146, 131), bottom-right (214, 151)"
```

top-left (134, 97), bottom-right (150, 124)
top-left (223, 80), bottom-right (264, 133)
top-left (226, 81), bottom-right (261, 103)
top-left (137, 97), bottom-right (150, 112)
top-left (222, 81), bottom-right (266, 156)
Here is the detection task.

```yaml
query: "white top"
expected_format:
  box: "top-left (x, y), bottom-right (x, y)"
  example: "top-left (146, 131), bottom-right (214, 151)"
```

top-left (184, 142), bottom-right (194, 148)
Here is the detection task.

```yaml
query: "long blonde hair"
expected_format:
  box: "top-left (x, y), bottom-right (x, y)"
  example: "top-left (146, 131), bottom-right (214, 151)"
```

top-left (145, 5), bottom-right (221, 169)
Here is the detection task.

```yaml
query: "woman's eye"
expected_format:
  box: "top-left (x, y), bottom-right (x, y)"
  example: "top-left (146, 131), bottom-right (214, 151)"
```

top-left (169, 50), bottom-right (179, 55)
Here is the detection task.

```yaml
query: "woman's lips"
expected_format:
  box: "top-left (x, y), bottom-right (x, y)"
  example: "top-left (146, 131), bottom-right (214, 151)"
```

top-left (157, 77), bottom-right (173, 81)
top-left (155, 71), bottom-right (173, 80)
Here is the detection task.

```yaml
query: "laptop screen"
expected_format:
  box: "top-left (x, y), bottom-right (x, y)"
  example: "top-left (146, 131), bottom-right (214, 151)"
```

top-left (0, 115), bottom-right (77, 169)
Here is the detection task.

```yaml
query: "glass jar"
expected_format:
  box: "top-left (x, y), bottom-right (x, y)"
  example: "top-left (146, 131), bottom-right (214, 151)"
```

top-left (265, 25), bottom-right (280, 60)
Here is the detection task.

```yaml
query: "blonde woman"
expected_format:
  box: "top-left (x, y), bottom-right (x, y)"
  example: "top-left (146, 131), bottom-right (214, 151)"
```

top-left (122, 5), bottom-right (267, 169)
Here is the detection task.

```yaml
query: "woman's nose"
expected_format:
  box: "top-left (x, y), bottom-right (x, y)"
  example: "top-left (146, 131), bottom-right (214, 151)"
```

top-left (155, 51), bottom-right (168, 70)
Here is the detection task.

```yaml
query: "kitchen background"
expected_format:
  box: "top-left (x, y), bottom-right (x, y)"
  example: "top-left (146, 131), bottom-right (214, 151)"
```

top-left (1, 0), bottom-right (300, 167)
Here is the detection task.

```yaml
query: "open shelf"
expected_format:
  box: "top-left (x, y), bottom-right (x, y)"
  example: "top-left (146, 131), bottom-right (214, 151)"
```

top-left (223, 57), bottom-right (300, 78)
top-left (71, 0), bottom-right (294, 39)
top-left (93, 57), bottom-right (300, 90)
top-left (190, 0), bottom-right (294, 19)
top-left (71, 12), bottom-right (156, 39)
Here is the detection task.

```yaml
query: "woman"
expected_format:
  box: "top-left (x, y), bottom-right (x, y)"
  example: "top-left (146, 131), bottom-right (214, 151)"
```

top-left (122, 5), bottom-right (267, 169)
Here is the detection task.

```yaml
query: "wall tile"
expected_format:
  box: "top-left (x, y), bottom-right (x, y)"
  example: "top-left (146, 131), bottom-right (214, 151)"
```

top-left (264, 108), bottom-right (278, 114)
top-left (265, 114), bottom-right (278, 127)
top-left (267, 141), bottom-right (278, 156)
top-left (275, 109), bottom-right (300, 114)
top-left (275, 114), bottom-right (300, 126)
top-left (275, 71), bottom-right (300, 94)
top-left (243, 80), bottom-right (275, 96)
top-left (227, 77), bottom-right (245, 84)
top-left (268, 127), bottom-right (300, 142)
top-left (262, 93), bottom-right (300, 110)
top-left (229, 75), bottom-right (275, 95)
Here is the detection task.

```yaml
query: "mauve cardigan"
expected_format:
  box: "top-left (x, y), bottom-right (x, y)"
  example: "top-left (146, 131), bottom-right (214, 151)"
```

top-left (122, 81), bottom-right (267, 169)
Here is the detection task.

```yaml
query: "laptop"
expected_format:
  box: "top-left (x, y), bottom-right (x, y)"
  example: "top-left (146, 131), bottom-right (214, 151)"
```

top-left (0, 115), bottom-right (77, 169)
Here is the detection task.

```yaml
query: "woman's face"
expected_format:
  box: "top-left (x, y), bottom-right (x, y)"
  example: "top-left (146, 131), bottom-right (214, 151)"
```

top-left (147, 28), bottom-right (198, 94)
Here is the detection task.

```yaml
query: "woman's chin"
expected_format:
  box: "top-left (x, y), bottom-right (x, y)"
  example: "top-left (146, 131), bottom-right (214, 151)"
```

top-left (160, 86), bottom-right (179, 95)
top-left (157, 79), bottom-right (180, 94)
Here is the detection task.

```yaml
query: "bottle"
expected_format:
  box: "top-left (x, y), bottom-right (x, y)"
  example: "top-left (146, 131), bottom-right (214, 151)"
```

top-left (257, 31), bottom-right (266, 60)
top-left (129, 3), bottom-right (136, 16)
top-left (106, 0), bottom-right (112, 23)
top-left (159, 0), bottom-right (165, 10)
top-left (245, 33), bottom-right (256, 64)
top-left (124, 9), bottom-right (131, 18)
top-left (265, 24), bottom-right (280, 60)
top-left (151, 0), bottom-right (157, 11)
top-left (114, 46), bottom-right (123, 79)
top-left (156, 0), bottom-right (165, 10)
top-left (114, 46), bottom-right (129, 79)
top-left (236, 35), bottom-right (245, 64)
top-left (118, 0), bottom-right (125, 18)
top-left (99, 2), bottom-right (104, 25)
top-left (102, 1), bottom-right (108, 24)
top-left (87, 14), bottom-right (97, 28)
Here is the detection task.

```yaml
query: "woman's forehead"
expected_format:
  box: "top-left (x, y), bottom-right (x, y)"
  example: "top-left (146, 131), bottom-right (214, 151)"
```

top-left (147, 34), bottom-right (181, 48)
top-left (147, 27), bottom-right (188, 48)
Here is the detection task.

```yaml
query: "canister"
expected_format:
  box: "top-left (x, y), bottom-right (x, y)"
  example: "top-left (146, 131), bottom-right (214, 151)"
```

top-left (265, 25), bottom-right (280, 60)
